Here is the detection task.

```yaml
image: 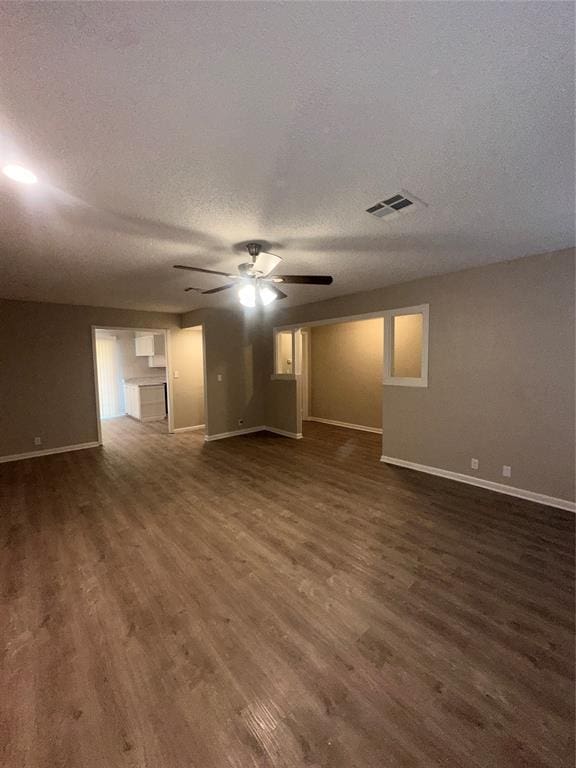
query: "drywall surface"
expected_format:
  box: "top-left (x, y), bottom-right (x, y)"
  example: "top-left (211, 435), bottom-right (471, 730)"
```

top-left (392, 313), bottom-right (422, 378)
top-left (267, 379), bottom-right (299, 434)
top-left (310, 319), bottom-right (383, 429)
top-left (180, 308), bottom-right (266, 436)
top-left (0, 300), bottom-right (196, 457)
top-left (170, 327), bottom-right (205, 429)
top-left (265, 249), bottom-right (575, 502)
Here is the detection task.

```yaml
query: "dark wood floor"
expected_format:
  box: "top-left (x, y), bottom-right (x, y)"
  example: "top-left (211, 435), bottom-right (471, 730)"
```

top-left (1, 418), bottom-right (574, 768)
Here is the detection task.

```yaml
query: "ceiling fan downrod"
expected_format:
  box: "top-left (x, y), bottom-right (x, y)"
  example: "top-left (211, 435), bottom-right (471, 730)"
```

top-left (246, 242), bottom-right (262, 262)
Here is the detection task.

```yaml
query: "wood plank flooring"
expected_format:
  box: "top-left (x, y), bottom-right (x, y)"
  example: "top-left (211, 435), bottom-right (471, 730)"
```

top-left (1, 417), bottom-right (574, 768)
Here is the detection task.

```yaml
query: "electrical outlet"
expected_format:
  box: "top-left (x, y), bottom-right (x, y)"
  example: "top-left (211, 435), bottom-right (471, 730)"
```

top-left (502, 465), bottom-right (512, 478)
top-left (238, 418), bottom-right (244, 426)
top-left (470, 458), bottom-right (479, 470)
top-left (173, 370), bottom-right (180, 379)
top-left (217, 374), bottom-right (223, 382)
top-left (34, 437), bottom-right (42, 446)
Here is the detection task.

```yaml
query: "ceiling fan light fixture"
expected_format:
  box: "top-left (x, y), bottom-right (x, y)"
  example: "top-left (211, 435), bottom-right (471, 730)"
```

top-left (259, 285), bottom-right (277, 306)
top-left (238, 283), bottom-right (256, 308)
top-left (238, 282), bottom-right (278, 307)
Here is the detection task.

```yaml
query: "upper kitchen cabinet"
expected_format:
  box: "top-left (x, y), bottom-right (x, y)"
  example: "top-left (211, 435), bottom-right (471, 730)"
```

top-left (135, 333), bottom-right (166, 368)
top-left (135, 334), bottom-right (156, 356)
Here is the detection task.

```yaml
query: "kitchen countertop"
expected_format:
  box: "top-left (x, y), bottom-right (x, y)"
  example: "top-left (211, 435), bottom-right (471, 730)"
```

top-left (123, 377), bottom-right (166, 387)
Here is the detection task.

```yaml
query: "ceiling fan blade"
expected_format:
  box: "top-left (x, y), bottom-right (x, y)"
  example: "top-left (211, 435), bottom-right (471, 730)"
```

top-left (174, 264), bottom-right (232, 277)
top-left (273, 275), bottom-right (333, 285)
top-left (253, 251), bottom-right (282, 277)
top-left (268, 284), bottom-right (288, 300)
top-left (201, 283), bottom-right (236, 294)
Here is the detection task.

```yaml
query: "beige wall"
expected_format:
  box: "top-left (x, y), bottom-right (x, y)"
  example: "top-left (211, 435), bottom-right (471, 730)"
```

top-left (264, 249), bottom-right (575, 503)
top-left (0, 299), bottom-right (199, 458)
top-left (170, 327), bottom-right (205, 428)
top-left (310, 318), bottom-right (383, 429)
top-left (392, 313), bottom-right (422, 378)
top-left (276, 331), bottom-right (294, 374)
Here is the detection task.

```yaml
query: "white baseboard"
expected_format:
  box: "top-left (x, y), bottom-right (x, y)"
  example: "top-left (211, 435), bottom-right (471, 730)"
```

top-left (172, 424), bottom-right (205, 433)
top-left (308, 417), bottom-right (382, 434)
top-left (204, 426), bottom-right (265, 442)
top-left (0, 441), bottom-right (101, 465)
top-left (380, 455), bottom-right (575, 513)
top-left (204, 425), bottom-right (303, 442)
top-left (264, 426), bottom-right (303, 439)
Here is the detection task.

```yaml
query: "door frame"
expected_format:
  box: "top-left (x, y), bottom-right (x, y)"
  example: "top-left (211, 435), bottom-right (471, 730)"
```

top-left (91, 326), bottom-right (175, 445)
top-left (300, 328), bottom-right (311, 421)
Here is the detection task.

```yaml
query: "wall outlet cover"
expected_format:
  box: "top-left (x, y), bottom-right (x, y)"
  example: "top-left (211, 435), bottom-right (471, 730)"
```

top-left (470, 458), bottom-right (479, 470)
top-left (34, 437), bottom-right (42, 446)
top-left (502, 465), bottom-right (512, 478)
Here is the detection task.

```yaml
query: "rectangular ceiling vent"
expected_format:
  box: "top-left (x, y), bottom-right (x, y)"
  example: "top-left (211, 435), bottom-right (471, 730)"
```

top-left (366, 190), bottom-right (426, 221)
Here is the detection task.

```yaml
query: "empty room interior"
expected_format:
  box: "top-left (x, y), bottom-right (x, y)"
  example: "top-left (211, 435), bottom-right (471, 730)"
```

top-left (0, 3), bottom-right (574, 767)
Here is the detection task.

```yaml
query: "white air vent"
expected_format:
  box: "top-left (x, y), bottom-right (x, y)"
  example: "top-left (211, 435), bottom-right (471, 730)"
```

top-left (366, 190), bottom-right (426, 221)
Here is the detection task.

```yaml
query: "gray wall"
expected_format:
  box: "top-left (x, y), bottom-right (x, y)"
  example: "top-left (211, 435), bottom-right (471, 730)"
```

top-left (181, 307), bottom-right (267, 436)
top-left (0, 300), bottom-right (199, 457)
top-left (265, 249), bottom-right (575, 503)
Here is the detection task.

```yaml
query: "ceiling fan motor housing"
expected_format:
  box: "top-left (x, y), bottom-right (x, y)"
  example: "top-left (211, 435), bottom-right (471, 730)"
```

top-left (246, 242), bottom-right (262, 258)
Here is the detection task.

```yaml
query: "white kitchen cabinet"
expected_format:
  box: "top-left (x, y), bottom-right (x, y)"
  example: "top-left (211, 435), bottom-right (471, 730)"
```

top-left (135, 335), bottom-right (155, 356)
top-left (135, 333), bottom-right (165, 355)
top-left (148, 354), bottom-right (166, 368)
top-left (123, 382), bottom-right (166, 422)
top-left (135, 334), bottom-right (166, 368)
top-left (124, 383), bottom-right (139, 419)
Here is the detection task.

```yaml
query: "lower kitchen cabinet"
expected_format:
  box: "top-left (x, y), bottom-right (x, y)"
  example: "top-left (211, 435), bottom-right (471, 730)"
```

top-left (124, 382), bottom-right (166, 422)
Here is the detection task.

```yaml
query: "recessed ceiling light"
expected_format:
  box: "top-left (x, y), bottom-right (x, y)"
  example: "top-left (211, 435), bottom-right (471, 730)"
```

top-left (2, 164), bottom-right (38, 184)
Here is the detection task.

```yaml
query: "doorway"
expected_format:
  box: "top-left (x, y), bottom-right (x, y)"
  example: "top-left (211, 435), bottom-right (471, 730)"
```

top-left (170, 325), bottom-right (207, 435)
top-left (93, 327), bottom-right (171, 443)
top-left (300, 318), bottom-right (384, 435)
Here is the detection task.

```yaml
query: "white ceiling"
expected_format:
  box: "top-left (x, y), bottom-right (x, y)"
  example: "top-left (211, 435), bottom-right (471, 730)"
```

top-left (0, 2), bottom-right (573, 312)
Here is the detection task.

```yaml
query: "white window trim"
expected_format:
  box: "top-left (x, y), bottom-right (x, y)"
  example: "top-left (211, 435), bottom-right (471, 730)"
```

top-left (383, 304), bottom-right (429, 388)
top-left (273, 328), bottom-right (302, 379)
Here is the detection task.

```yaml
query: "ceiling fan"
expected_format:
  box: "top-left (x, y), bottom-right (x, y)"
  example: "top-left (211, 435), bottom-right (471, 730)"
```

top-left (174, 243), bottom-right (333, 307)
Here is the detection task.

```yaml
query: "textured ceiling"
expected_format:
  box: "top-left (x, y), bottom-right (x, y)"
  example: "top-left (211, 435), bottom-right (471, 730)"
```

top-left (0, 1), bottom-right (574, 312)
